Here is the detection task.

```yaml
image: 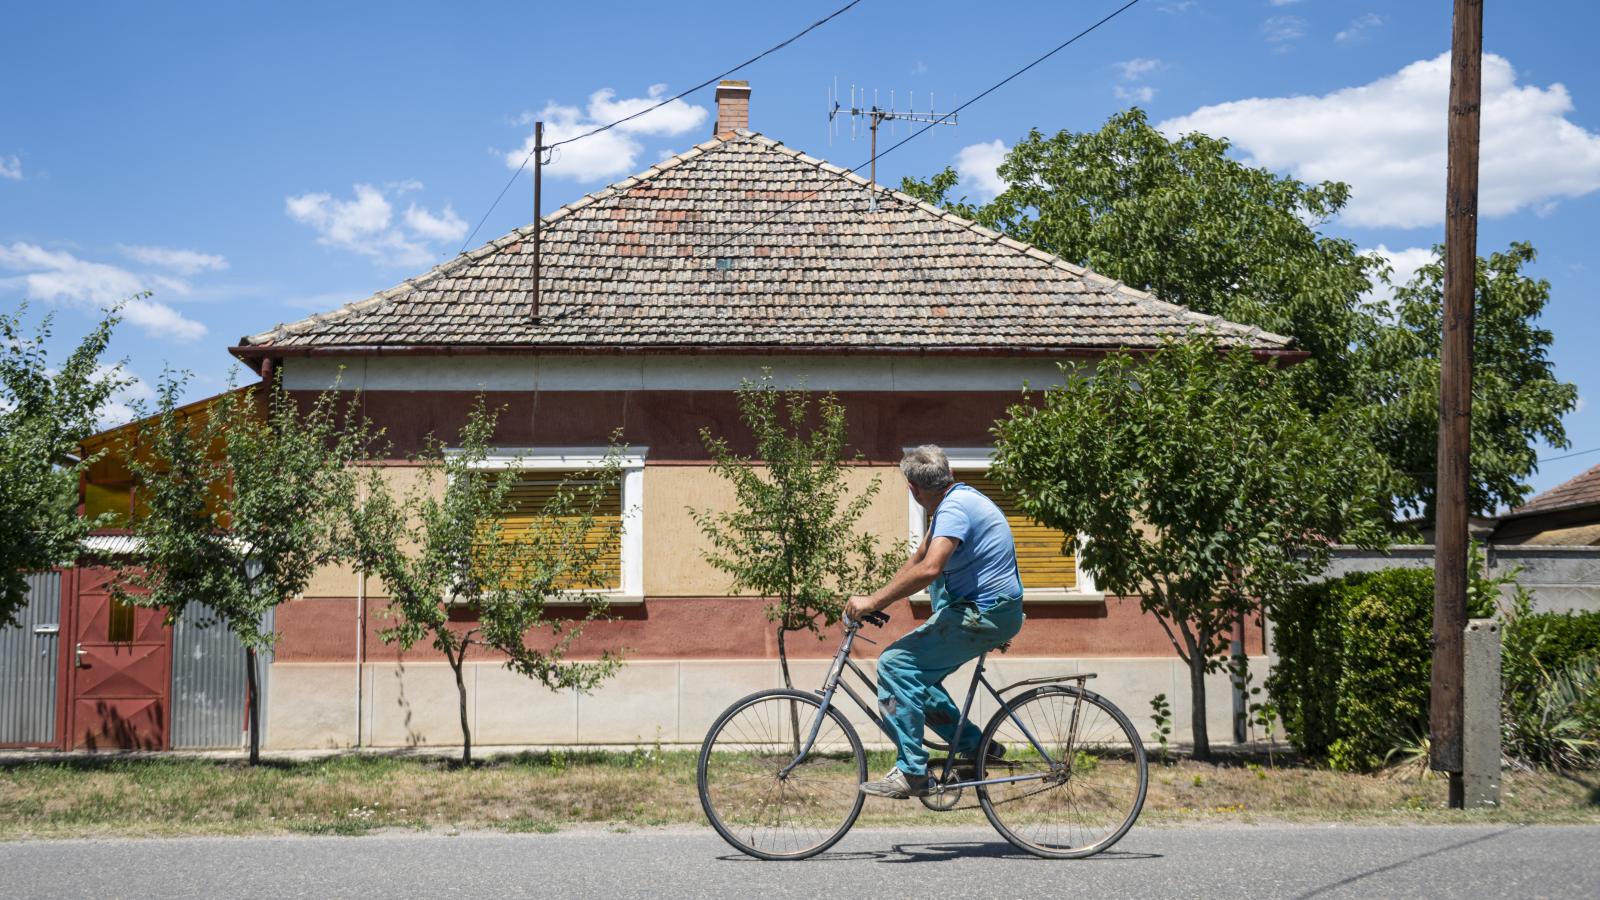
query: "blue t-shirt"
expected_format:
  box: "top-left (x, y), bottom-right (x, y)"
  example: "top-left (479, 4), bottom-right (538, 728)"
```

top-left (928, 483), bottom-right (1023, 611)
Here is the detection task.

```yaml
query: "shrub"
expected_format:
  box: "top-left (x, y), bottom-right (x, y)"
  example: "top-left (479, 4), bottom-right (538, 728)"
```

top-left (1265, 577), bottom-right (1346, 760)
top-left (1267, 555), bottom-right (1507, 771)
top-left (1501, 594), bottom-right (1600, 770)
top-left (1505, 605), bottom-right (1600, 674)
top-left (1268, 569), bottom-right (1438, 766)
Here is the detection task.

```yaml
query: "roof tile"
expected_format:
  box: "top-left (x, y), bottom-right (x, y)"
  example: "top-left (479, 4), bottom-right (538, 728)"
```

top-left (241, 133), bottom-right (1293, 353)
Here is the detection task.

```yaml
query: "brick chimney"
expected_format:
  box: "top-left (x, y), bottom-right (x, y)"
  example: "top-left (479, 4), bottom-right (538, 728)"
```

top-left (713, 80), bottom-right (750, 135)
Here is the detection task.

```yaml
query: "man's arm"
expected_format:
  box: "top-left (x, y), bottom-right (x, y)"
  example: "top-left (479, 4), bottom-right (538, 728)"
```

top-left (845, 536), bottom-right (958, 619)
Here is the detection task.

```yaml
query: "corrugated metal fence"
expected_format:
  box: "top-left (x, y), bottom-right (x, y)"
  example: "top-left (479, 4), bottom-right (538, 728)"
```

top-left (170, 605), bottom-right (272, 749)
top-left (2, 574), bottom-right (272, 750)
top-left (0, 572), bottom-right (61, 745)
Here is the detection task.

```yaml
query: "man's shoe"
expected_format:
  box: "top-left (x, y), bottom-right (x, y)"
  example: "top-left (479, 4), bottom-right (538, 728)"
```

top-left (858, 767), bottom-right (931, 799)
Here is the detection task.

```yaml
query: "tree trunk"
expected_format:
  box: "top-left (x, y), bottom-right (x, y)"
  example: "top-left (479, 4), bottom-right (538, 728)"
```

top-left (776, 625), bottom-right (793, 690)
top-left (1188, 652), bottom-right (1211, 762)
top-left (777, 625), bottom-right (800, 755)
top-left (245, 646), bottom-right (260, 766)
top-left (451, 652), bottom-right (472, 766)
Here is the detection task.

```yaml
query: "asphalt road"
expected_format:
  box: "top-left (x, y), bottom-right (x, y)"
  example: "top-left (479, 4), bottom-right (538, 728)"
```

top-left (2, 824), bottom-right (1596, 899)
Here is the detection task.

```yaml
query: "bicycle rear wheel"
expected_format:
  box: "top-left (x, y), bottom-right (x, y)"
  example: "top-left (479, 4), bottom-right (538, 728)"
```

top-left (697, 689), bottom-right (867, 860)
top-left (977, 685), bottom-right (1148, 859)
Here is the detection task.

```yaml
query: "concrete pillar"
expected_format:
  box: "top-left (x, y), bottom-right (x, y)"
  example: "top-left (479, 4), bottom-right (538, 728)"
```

top-left (1462, 618), bottom-right (1502, 809)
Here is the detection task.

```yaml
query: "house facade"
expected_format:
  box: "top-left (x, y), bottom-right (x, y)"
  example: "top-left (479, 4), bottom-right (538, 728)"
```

top-left (24, 84), bottom-right (1291, 752)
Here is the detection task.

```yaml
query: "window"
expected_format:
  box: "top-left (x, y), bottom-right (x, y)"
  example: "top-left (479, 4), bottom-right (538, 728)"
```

top-left (108, 597), bottom-right (135, 642)
top-left (957, 472), bottom-right (1079, 592)
top-left (905, 447), bottom-right (1099, 601)
top-left (468, 447), bottom-right (647, 601)
top-left (496, 471), bottom-right (623, 590)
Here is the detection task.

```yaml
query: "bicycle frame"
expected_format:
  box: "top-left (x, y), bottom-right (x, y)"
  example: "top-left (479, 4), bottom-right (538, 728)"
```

top-left (778, 619), bottom-right (1091, 794)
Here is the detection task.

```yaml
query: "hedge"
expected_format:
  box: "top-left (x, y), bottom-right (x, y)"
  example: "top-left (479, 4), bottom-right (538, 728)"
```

top-left (1267, 565), bottom-right (1600, 771)
top-left (1267, 569), bottom-right (1434, 770)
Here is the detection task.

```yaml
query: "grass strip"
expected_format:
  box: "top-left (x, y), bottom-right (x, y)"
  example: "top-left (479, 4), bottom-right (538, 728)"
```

top-left (1, 750), bottom-right (1596, 841)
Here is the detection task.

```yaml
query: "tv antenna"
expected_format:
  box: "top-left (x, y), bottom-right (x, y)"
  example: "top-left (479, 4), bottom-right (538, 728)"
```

top-left (829, 81), bottom-right (958, 207)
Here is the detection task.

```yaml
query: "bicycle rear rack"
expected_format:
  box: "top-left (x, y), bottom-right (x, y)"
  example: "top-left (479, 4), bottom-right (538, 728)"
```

top-left (997, 672), bottom-right (1096, 696)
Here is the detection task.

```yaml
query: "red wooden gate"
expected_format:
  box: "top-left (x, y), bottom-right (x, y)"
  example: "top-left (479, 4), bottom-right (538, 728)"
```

top-left (60, 567), bottom-right (171, 750)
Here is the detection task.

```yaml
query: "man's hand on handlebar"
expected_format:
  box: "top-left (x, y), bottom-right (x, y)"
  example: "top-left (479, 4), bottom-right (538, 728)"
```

top-left (844, 595), bottom-right (881, 622)
top-left (844, 595), bottom-right (890, 629)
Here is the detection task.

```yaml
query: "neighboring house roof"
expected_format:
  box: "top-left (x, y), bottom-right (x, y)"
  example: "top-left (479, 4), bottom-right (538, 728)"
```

top-left (236, 132), bottom-right (1294, 358)
top-left (1504, 463), bottom-right (1600, 518)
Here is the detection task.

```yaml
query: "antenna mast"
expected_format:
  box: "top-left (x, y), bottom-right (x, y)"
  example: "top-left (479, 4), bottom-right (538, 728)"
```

top-left (829, 83), bottom-right (958, 209)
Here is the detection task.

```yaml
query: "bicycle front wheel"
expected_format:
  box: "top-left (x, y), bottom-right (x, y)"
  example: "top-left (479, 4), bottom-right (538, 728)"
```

top-left (697, 689), bottom-right (867, 860)
top-left (977, 685), bottom-right (1148, 859)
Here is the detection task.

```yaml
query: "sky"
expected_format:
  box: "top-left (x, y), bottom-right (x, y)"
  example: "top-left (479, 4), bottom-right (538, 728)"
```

top-left (3, 0), bottom-right (1598, 503)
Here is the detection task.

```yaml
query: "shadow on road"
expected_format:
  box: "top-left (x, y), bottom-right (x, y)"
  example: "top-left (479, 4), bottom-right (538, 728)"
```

top-left (716, 841), bottom-right (1162, 863)
top-left (1291, 825), bottom-right (1523, 900)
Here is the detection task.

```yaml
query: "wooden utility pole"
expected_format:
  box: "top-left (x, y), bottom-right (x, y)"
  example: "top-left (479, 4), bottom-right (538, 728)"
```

top-left (1431, 0), bottom-right (1483, 810)
top-left (531, 120), bottom-right (544, 323)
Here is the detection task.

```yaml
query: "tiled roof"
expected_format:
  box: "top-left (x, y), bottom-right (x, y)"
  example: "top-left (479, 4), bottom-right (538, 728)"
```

top-left (239, 132), bottom-right (1293, 354)
top-left (1506, 463), bottom-right (1600, 517)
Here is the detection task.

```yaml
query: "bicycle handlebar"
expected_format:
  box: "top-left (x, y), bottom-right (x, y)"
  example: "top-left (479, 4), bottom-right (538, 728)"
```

top-left (844, 610), bottom-right (890, 630)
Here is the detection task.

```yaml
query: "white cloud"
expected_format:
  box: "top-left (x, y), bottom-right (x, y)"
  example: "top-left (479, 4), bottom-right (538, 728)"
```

top-left (507, 84), bottom-right (710, 182)
top-left (1363, 244), bottom-right (1436, 309)
top-left (1263, 15), bottom-right (1306, 51)
top-left (912, 60), bottom-right (928, 76)
top-left (955, 139), bottom-right (1009, 201)
top-left (1158, 53), bottom-right (1600, 229)
top-left (1335, 13), bottom-right (1385, 44)
top-left (1117, 58), bottom-right (1161, 81)
top-left (402, 204), bottom-right (467, 243)
top-left (0, 242), bottom-right (208, 340)
top-left (0, 155), bottom-right (21, 181)
top-left (117, 244), bottom-right (229, 275)
top-left (286, 182), bottom-right (463, 266)
top-left (1114, 58), bottom-right (1161, 103)
top-left (1159, 1), bottom-right (1197, 13)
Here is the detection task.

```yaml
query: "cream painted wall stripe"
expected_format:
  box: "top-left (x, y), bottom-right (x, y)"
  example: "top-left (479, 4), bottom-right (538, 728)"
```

top-left (281, 355), bottom-right (1081, 393)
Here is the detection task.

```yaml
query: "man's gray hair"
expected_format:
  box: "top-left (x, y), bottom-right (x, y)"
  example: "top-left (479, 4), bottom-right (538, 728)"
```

top-left (901, 445), bottom-right (954, 492)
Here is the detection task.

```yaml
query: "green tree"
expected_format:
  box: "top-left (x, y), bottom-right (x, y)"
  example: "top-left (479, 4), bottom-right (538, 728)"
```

top-left (348, 399), bottom-right (626, 765)
top-left (120, 373), bottom-right (373, 763)
top-left (0, 305), bottom-right (125, 626)
top-left (990, 337), bottom-right (1386, 759)
top-left (1367, 242), bottom-right (1577, 518)
top-left (692, 376), bottom-right (900, 693)
top-left (901, 109), bottom-right (1384, 413)
top-left (903, 111), bottom-right (1577, 523)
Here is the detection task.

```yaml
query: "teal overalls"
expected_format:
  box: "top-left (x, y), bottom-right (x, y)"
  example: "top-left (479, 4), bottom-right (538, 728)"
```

top-left (875, 547), bottom-right (1025, 777)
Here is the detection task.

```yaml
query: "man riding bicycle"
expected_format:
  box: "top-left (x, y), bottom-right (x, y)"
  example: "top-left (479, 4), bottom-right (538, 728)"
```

top-left (845, 445), bottom-right (1026, 799)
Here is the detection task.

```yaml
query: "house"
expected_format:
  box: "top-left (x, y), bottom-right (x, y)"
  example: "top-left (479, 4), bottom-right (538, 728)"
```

top-left (1325, 465), bottom-right (1600, 617)
top-left (1493, 463), bottom-right (1600, 546)
top-left (20, 83), bottom-right (1293, 751)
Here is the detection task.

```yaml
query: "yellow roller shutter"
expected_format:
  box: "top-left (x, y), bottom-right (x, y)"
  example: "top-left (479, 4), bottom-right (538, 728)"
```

top-left (495, 471), bottom-right (622, 590)
top-left (958, 473), bottom-right (1077, 591)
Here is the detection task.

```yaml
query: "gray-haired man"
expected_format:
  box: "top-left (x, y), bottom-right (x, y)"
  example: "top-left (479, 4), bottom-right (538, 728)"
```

top-left (845, 445), bottom-right (1026, 798)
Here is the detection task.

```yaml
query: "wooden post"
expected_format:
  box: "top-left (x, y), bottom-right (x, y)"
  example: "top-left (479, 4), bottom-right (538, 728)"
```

top-left (1430, 0), bottom-right (1482, 810)
top-left (531, 120), bottom-right (543, 323)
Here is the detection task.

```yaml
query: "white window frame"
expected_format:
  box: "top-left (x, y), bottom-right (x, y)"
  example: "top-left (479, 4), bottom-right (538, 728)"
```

top-left (463, 446), bottom-right (647, 604)
top-left (904, 446), bottom-right (1101, 603)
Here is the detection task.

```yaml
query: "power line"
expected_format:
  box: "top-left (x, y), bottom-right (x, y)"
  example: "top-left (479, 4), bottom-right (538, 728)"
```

top-left (456, 0), bottom-right (867, 254)
top-left (1539, 446), bottom-right (1600, 463)
top-left (693, 0), bottom-right (1145, 260)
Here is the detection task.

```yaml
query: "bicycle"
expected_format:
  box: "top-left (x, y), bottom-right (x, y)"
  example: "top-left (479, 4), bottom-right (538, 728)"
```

top-left (696, 610), bottom-right (1148, 860)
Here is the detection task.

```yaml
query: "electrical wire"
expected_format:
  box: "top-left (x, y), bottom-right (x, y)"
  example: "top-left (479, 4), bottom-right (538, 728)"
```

top-left (1539, 446), bottom-right (1600, 464)
top-left (456, 0), bottom-right (867, 253)
top-left (691, 0), bottom-right (1145, 261)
